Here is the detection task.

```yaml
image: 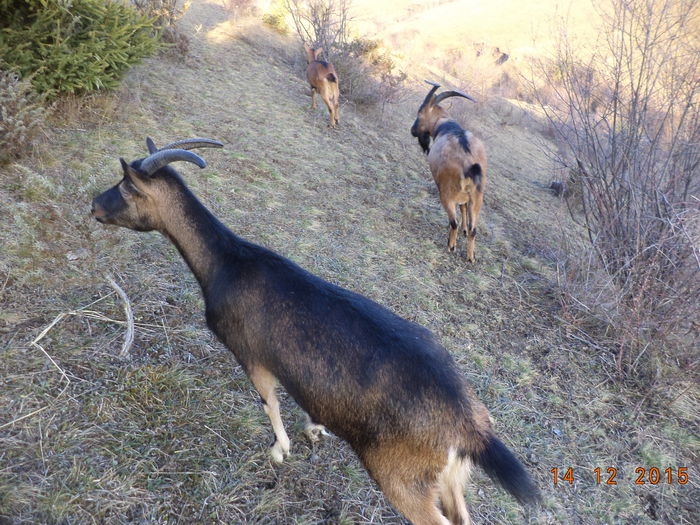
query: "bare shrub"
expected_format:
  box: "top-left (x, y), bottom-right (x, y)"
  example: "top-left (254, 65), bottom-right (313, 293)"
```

top-left (131, 0), bottom-right (191, 27)
top-left (284, 0), bottom-right (351, 60)
top-left (131, 0), bottom-right (191, 55)
top-left (0, 71), bottom-right (46, 164)
top-left (332, 38), bottom-right (407, 108)
top-left (536, 0), bottom-right (700, 380)
top-left (221, 0), bottom-right (257, 18)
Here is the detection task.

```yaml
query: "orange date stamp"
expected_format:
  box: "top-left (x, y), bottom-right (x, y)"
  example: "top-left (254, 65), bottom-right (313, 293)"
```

top-left (551, 467), bottom-right (689, 485)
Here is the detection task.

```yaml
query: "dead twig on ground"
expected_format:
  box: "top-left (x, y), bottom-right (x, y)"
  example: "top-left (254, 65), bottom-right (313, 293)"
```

top-left (105, 273), bottom-right (135, 357)
top-left (0, 274), bottom-right (135, 429)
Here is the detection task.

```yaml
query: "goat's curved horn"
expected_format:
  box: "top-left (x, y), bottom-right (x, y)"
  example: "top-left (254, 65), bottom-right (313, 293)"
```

top-left (139, 149), bottom-right (207, 176)
top-left (419, 80), bottom-right (442, 110)
top-left (158, 138), bottom-right (224, 151)
top-left (146, 137), bottom-right (158, 154)
top-left (433, 90), bottom-right (477, 105)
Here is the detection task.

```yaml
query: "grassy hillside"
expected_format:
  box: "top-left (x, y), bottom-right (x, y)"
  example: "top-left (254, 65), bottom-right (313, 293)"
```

top-left (0, 1), bottom-right (697, 524)
top-left (352, 0), bottom-right (599, 59)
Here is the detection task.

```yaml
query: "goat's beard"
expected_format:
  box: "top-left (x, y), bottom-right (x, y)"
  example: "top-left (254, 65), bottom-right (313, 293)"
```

top-left (417, 132), bottom-right (431, 154)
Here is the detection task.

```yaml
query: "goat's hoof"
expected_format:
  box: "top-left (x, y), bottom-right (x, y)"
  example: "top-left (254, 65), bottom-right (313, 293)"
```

top-left (270, 440), bottom-right (290, 464)
top-left (304, 423), bottom-right (330, 443)
top-left (463, 230), bottom-right (468, 238)
top-left (448, 246), bottom-right (456, 253)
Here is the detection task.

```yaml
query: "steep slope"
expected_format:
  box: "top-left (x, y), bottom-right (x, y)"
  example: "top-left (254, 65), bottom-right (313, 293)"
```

top-left (0, 2), bottom-right (696, 524)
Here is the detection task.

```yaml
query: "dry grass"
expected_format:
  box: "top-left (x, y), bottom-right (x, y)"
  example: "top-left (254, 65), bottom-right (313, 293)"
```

top-left (0, 1), bottom-right (697, 524)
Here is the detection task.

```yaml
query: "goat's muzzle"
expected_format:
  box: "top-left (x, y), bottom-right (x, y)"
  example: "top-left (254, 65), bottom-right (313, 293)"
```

top-left (410, 118), bottom-right (419, 137)
top-left (411, 118), bottom-right (430, 153)
top-left (91, 200), bottom-right (106, 223)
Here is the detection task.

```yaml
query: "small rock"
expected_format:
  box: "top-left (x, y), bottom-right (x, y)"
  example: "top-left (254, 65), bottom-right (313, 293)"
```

top-left (66, 248), bottom-right (88, 260)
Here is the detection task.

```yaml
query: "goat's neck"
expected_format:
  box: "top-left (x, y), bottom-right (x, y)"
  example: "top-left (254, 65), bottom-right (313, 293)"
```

top-left (158, 185), bottom-right (239, 290)
top-left (431, 116), bottom-right (452, 137)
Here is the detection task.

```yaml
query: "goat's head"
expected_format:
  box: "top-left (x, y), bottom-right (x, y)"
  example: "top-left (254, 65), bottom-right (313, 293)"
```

top-left (304, 43), bottom-right (323, 64)
top-left (411, 80), bottom-right (476, 154)
top-left (91, 138), bottom-right (223, 231)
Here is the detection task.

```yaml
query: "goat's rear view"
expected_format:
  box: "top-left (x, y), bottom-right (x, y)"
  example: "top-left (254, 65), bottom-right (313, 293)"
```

top-left (411, 81), bottom-right (486, 262)
top-left (91, 137), bottom-right (540, 524)
top-left (304, 44), bottom-right (340, 127)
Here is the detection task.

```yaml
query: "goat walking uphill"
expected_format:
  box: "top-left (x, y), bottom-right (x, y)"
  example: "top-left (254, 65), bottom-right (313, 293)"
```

top-left (304, 43), bottom-right (340, 128)
top-left (411, 81), bottom-right (486, 262)
top-left (91, 138), bottom-right (539, 525)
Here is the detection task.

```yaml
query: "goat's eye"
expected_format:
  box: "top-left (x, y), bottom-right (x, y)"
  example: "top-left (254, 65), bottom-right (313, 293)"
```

top-left (119, 178), bottom-right (140, 197)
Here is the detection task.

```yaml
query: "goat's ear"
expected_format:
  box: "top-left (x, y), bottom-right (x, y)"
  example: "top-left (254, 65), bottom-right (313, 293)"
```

top-left (304, 43), bottom-right (314, 63)
top-left (119, 158), bottom-right (131, 176)
top-left (120, 158), bottom-right (148, 188)
top-left (315, 47), bottom-right (323, 59)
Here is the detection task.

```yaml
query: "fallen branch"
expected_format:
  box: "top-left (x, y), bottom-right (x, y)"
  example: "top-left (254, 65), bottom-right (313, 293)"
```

top-left (105, 274), bottom-right (134, 357)
top-left (0, 275), bottom-right (135, 430)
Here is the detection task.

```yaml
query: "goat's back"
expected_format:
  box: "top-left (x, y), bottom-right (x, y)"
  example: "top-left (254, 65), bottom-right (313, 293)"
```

top-left (306, 60), bottom-right (338, 88)
top-left (429, 129), bottom-right (487, 195)
top-left (203, 240), bottom-right (490, 453)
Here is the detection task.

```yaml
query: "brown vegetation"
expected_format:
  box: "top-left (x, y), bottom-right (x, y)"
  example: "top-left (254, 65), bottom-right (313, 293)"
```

top-left (0, 1), bottom-right (697, 524)
top-left (0, 71), bottom-right (46, 164)
top-left (533, 0), bottom-right (700, 380)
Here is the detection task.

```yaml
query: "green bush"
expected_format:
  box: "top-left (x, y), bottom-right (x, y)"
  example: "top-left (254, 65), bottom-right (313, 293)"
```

top-left (0, 0), bottom-right (161, 98)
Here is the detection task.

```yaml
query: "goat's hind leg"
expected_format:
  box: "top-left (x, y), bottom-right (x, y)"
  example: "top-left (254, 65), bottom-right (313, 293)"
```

top-left (248, 366), bottom-right (290, 463)
top-left (321, 93), bottom-right (336, 128)
top-left (372, 474), bottom-right (451, 525)
top-left (361, 446), bottom-right (452, 525)
top-left (459, 204), bottom-right (468, 238)
top-left (438, 449), bottom-right (472, 525)
top-left (441, 197), bottom-right (460, 252)
top-left (466, 193), bottom-right (483, 263)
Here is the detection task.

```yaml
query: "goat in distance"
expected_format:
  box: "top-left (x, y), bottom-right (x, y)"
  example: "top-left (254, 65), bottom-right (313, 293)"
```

top-left (304, 43), bottom-right (340, 128)
top-left (411, 80), bottom-right (487, 262)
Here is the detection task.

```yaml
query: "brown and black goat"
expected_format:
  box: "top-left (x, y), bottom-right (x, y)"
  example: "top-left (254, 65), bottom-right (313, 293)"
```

top-left (411, 81), bottom-right (486, 262)
top-left (91, 138), bottom-right (540, 525)
top-left (304, 43), bottom-right (340, 127)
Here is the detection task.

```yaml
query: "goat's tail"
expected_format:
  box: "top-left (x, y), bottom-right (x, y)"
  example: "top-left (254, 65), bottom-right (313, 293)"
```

top-left (471, 433), bottom-right (541, 505)
top-left (326, 72), bottom-right (337, 83)
top-left (463, 163), bottom-right (483, 192)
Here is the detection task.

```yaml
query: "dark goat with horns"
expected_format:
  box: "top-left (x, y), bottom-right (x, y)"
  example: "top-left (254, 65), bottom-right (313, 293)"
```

top-left (91, 138), bottom-right (540, 525)
top-left (411, 80), bottom-right (487, 262)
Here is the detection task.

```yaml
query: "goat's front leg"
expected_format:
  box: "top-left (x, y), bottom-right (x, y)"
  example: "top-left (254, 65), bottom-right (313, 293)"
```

top-left (303, 411), bottom-right (330, 442)
top-left (249, 366), bottom-right (290, 463)
top-left (310, 87), bottom-right (317, 109)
